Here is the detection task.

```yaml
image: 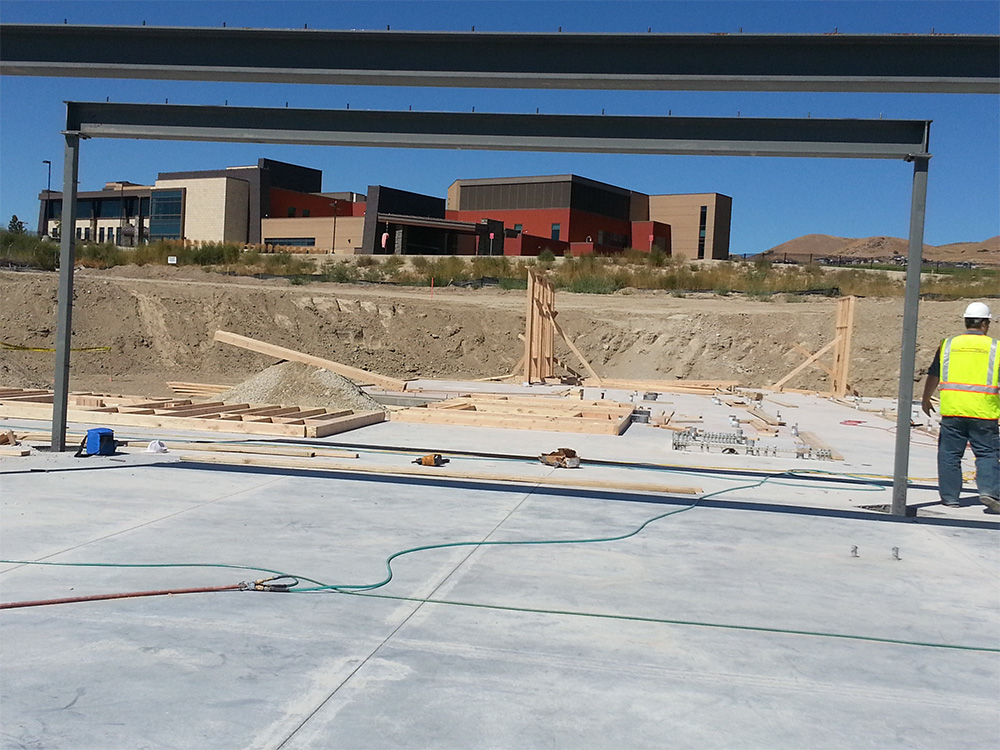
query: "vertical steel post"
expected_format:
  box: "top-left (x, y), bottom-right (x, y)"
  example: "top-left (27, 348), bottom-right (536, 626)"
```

top-left (51, 133), bottom-right (81, 452)
top-left (891, 153), bottom-right (930, 516)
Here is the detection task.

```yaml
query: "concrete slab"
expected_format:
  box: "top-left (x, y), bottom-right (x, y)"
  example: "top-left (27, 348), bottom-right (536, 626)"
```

top-left (2, 385), bottom-right (998, 748)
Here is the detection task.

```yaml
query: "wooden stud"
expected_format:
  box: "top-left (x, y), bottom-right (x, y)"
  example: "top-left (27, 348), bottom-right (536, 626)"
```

top-left (771, 337), bottom-right (840, 391)
top-left (832, 296), bottom-right (856, 398)
top-left (214, 330), bottom-right (407, 391)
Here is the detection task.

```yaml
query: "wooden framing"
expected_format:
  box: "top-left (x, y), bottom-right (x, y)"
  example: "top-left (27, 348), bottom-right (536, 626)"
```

top-left (772, 296), bottom-right (856, 396)
top-left (391, 394), bottom-right (633, 435)
top-left (213, 330), bottom-right (408, 391)
top-left (0, 388), bottom-right (385, 438)
top-left (522, 271), bottom-right (603, 385)
top-left (524, 270), bottom-right (557, 383)
top-left (831, 295), bottom-right (856, 398)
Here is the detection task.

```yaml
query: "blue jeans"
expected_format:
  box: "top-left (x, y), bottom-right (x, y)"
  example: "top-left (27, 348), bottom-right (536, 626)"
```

top-left (937, 416), bottom-right (1000, 504)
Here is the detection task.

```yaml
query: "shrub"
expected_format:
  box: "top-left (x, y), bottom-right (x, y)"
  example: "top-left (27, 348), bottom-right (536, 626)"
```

top-left (537, 248), bottom-right (556, 263)
top-left (76, 242), bottom-right (125, 268)
top-left (321, 260), bottom-right (358, 283)
top-left (648, 247), bottom-right (668, 267)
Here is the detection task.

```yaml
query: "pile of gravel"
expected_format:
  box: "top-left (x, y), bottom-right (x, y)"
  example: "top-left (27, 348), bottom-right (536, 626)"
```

top-left (218, 361), bottom-right (385, 413)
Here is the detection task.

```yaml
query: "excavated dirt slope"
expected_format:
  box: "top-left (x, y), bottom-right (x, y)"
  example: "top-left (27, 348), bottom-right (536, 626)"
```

top-left (0, 266), bottom-right (983, 399)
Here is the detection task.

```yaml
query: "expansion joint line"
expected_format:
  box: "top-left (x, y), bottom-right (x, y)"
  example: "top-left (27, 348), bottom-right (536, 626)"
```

top-left (273, 484), bottom-right (544, 749)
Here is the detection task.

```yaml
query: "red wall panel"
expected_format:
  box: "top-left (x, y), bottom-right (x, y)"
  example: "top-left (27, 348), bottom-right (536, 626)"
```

top-left (268, 187), bottom-right (355, 218)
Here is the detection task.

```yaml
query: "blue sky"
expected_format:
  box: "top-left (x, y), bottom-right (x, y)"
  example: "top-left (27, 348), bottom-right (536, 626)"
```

top-left (0, 0), bottom-right (997, 253)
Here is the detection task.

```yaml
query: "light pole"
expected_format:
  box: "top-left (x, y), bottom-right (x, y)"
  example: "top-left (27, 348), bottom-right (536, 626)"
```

top-left (42, 160), bottom-right (51, 236)
top-left (329, 199), bottom-right (340, 254)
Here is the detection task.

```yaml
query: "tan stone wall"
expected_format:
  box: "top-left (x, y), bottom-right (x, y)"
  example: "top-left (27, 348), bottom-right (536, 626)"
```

top-left (446, 181), bottom-right (460, 211)
top-left (260, 216), bottom-right (366, 253)
top-left (648, 193), bottom-right (731, 260)
top-left (154, 176), bottom-right (249, 243)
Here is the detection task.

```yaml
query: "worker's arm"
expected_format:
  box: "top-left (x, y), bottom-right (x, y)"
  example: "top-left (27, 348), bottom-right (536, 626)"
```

top-left (921, 342), bottom-right (943, 416)
top-left (921, 374), bottom-right (939, 416)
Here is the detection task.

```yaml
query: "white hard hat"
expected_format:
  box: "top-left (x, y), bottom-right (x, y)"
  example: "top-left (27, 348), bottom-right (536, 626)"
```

top-left (963, 301), bottom-right (992, 319)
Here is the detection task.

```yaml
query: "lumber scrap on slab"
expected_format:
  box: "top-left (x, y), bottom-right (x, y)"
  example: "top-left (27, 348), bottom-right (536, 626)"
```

top-left (178, 453), bottom-right (702, 495)
top-left (747, 406), bottom-right (785, 426)
top-left (307, 410), bottom-right (385, 438)
top-left (584, 378), bottom-right (737, 393)
top-left (763, 396), bottom-right (799, 408)
top-left (166, 381), bottom-right (232, 396)
top-left (797, 431), bottom-right (845, 461)
top-left (213, 330), bottom-right (407, 391)
top-left (161, 443), bottom-right (359, 459)
top-left (391, 404), bottom-right (631, 435)
top-left (0, 446), bottom-right (31, 457)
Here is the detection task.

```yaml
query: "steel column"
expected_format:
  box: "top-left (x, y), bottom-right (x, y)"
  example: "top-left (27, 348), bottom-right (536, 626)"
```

top-left (51, 133), bottom-right (80, 452)
top-left (891, 154), bottom-right (931, 516)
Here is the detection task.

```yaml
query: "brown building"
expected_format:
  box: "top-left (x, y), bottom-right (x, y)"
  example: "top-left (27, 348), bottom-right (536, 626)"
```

top-left (648, 193), bottom-right (732, 260)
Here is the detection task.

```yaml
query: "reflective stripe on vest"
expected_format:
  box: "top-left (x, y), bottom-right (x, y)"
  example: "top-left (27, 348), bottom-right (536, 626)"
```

top-left (939, 334), bottom-right (1000, 419)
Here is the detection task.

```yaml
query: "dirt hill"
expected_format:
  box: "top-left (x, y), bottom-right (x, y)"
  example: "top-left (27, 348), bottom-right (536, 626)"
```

top-left (758, 234), bottom-right (1000, 265)
top-left (0, 266), bottom-right (983, 401)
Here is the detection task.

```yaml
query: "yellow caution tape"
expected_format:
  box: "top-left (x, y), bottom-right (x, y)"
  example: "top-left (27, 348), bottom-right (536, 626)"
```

top-left (0, 341), bottom-right (111, 352)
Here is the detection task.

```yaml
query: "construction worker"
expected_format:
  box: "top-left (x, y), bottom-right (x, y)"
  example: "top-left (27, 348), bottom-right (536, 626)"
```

top-left (921, 301), bottom-right (1000, 513)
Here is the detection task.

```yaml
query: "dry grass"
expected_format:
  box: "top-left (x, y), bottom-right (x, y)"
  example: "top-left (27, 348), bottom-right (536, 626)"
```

top-left (2, 232), bottom-right (995, 299)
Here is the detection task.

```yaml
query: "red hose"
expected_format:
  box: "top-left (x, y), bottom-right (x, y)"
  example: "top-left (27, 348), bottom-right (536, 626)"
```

top-left (0, 583), bottom-right (244, 610)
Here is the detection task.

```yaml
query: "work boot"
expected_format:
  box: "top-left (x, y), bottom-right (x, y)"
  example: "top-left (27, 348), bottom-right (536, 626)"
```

top-left (980, 496), bottom-right (1000, 514)
top-left (941, 498), bottom-right (961, 507)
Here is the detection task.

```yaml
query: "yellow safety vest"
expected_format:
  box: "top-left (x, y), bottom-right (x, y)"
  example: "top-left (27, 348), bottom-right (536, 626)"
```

top-left (939, 333), bottom-right (1000, 420)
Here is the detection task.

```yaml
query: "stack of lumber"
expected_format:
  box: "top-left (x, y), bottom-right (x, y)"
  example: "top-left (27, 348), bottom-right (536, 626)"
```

top-left (0, 388), bottom-right (383, 438)
top-left (391, 394), bottom-right (634, 435)
top-left (166, 382), bottom-right (232, 398)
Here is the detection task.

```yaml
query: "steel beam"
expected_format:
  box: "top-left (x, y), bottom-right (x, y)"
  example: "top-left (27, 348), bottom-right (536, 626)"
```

top-left (65, 102), bottom-right (931, 159)
top-left (2, 25), bottom-right (997, 93)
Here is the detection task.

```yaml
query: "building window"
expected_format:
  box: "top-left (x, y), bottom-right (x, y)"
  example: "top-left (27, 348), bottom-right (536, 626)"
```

top-left (98, 227), bottom-right (105, 243)
top-left (551, 223), bottom-right (561, 241)
top-left (84, 227), bottom-right (91, 240)
top-left (698, 205), bottom-right (708, 259)
top-left (302, 209), bottom-right (311, 217)
top-left (513, 224), bottom-right (523, 233)
top-left (149, 189), bottom-right (184, 241)
top-left (107, 227), bottom-right (115, 245)
top-left (287, 207), bottom-right (296, 217)
top-left (75, 227), bottom-right (82, 240)
top-left (263, 237), bottom-right (316, 247)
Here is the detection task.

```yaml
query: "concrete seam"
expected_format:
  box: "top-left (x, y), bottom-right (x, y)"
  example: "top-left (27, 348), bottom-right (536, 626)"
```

top-left (273, 484), bottom-right (544, 749)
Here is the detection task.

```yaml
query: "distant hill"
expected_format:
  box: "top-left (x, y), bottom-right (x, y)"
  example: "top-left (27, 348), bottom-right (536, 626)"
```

top-left (753, 234), bottom-right (1000, 266)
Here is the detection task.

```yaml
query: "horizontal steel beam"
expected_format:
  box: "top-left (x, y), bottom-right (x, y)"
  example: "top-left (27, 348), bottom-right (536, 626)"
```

top-left (4, 24), bottom-right (998, 93)
top-left (65, 102), bottom-right (931, 159)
